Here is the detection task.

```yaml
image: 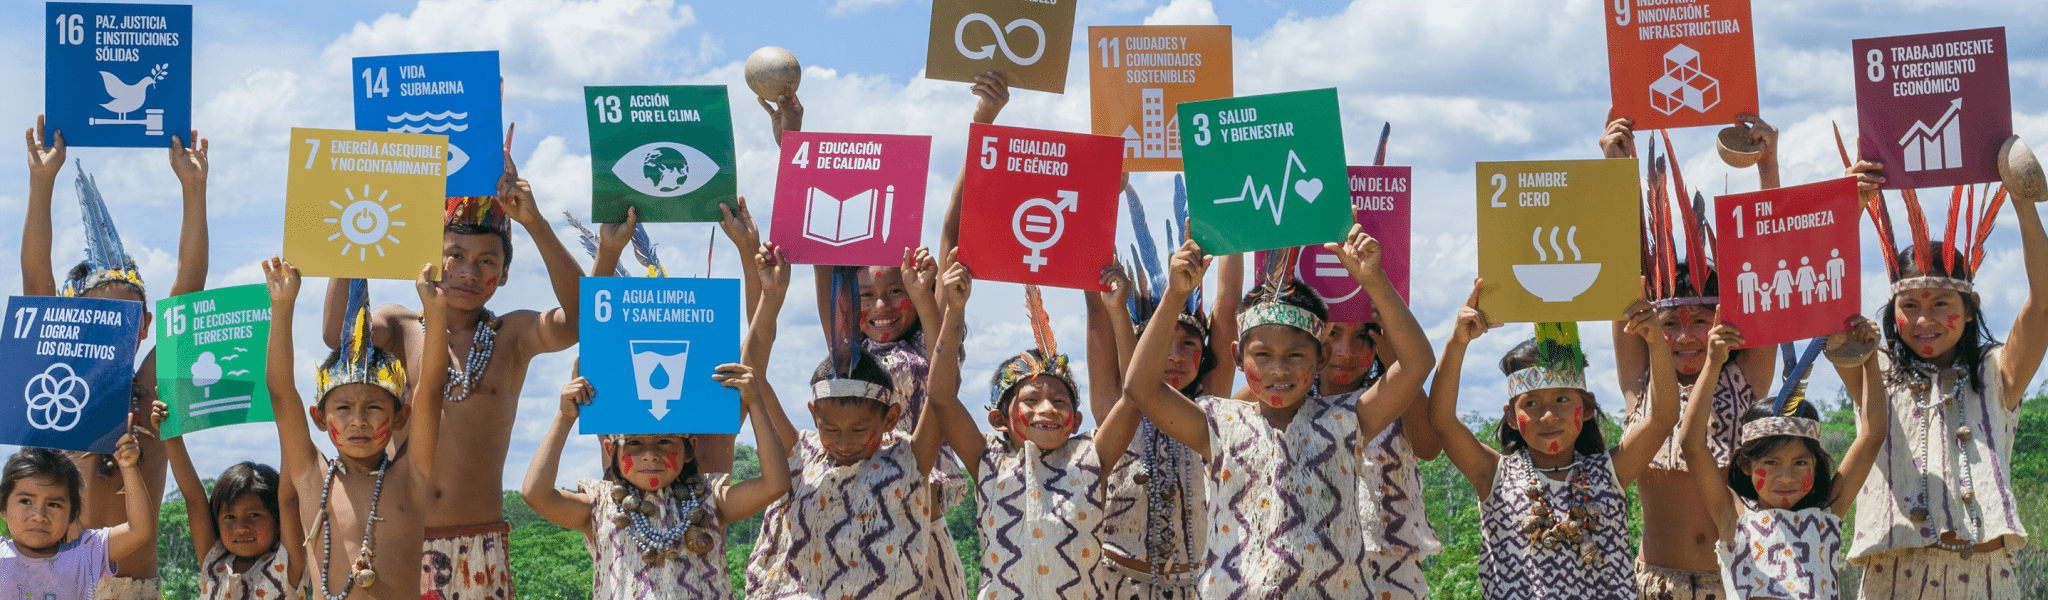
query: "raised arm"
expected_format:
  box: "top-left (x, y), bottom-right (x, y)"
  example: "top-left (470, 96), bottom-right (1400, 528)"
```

top-left (901, 247), bottom-right (945, 344)
top-left (1998, 196), bottom-right (2048, 410)
top-left (1205, 252), bottom-right (1244, 395)
top-left (748, 244), bottom-right (801, 456)
top-left (715, 363), bottom-right (791, 522)
top-left (936, 72), bottom-right (1009, 279)
top-left (262, 259), bottom-right (321, 481)
top-left (498, 143), bottom-right (582, 354)
top-left (167, 132), bottom-right (209, 297)
top-left (1431, 280), bottom-right (1504, 495)
top-left (161, 424), bottom-right (219, 557)
top-left (1831, 318), bottom-right (1888, 516)
top-left (1679, 324), bottom-right (1741, 542)
top-left (1738, 114), bottom-right (1781, 191)
top-left (1121, 240), bottom-right (1214, 459)
top-left (22, 116), bottom-right (64, 297)
top-left (718, 197), bottom-right (762, 320)
top-left (1329, 225), bottom-right (1436, 437)
top-left (925, 255), bottom-right (988, 478)
top-left (1088, 264), bottom-right (1135, 425)
top-left (913, 253), bottom-right (972, 477)
top-left (589, 207), bottom-right (639, 279)
top-left (408, 265), bottom-right (453, 489)
top-left (520, 373), bottom-right (597, 534)
top-left (103, 431), bottom-right (158, 561)
top-left (758, 92), bottom-right (803, 148)
top-left (1612, 302), bottom-right (1681, 487)
top-left (1092, 385), bottom-right (1145, 486)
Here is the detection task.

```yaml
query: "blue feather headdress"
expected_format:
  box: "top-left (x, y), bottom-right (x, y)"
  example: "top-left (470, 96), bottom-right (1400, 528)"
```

top-left (1122, 175), bottom-right (1206, 336)
top-left (63, 161), bottom-right (145, 299)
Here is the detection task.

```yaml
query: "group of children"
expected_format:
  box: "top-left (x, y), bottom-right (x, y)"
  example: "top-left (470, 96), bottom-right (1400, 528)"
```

top-left (3, 69), bottom-right (2044, 600)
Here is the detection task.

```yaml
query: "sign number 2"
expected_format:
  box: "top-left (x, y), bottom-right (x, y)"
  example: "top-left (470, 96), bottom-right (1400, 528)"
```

top-left (1489, 173), bottom-right (1508, 207)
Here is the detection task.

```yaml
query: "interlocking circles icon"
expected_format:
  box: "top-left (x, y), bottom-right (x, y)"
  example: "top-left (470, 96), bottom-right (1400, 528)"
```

top-left (955, 13), bottom-right (1046, 66)
top-left (25, 363), bottom-right (91, 432)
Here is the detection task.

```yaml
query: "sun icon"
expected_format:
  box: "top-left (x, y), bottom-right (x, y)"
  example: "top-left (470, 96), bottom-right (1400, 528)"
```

top-left (325, 184), bottom-right (407, 261)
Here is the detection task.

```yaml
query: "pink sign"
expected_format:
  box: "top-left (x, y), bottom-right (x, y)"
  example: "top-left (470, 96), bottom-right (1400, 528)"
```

top-left (1714, 178), bottom-right (1861, 348)
top-left (957, 123), bottom-right (1123, 291)
top-left (1854, 27), bottom-right (2009, 190)
top-left (1259, 166), bottom-right (1411, 323)
top-left (769, 132), bottom-right (932, 266)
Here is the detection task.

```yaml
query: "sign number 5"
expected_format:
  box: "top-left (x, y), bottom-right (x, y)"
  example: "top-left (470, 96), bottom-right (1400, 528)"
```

top-left (980, 136), bottom-right (999, 169)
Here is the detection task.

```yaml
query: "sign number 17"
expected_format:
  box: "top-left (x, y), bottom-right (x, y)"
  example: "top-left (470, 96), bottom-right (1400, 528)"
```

top-left (12, 307), bottom-right (39, 338)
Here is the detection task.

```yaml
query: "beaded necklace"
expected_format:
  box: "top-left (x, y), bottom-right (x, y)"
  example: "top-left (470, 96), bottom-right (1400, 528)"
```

top-left (608, 474), bottom-right (714, 564)
top-left (1903, 364), bottom-right (1984, 557)
top-left (315, 455), bottom-right (390, 600)
top-left (422, 310), bottom-right (496, 403)
top-left (1515, 450), bottom-right (1601, 567)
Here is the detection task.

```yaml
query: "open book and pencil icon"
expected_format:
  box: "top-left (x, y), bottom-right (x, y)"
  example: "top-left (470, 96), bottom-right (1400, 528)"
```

top-left (803, 185), bottom-right (895, 246)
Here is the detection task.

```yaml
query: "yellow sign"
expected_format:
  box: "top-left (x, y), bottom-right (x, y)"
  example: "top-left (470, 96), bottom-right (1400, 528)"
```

top-left (1474, 159), bottom-right (1641, 323)
top-left (284, 127), bottom-right (447, 280)
top-left (1088, 25), bottom-right (1232, 172)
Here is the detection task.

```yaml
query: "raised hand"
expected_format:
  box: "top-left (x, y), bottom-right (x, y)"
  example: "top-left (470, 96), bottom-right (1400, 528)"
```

top-left (599, 206), bottom-right (640, 256)
top-left (167, 131), bottom-right (209, 188)
top-left (1705, 320), bottom-right (1744, 365)
top-left (558, 376), bottom-right (593, 417)
top-left (904, 246), bottom-right (940, 298)
top-left (718, 196), bottom-right (761, 255)
top-left (1735, 114), bottom-right (1778, 162)
top-left (970, 71), bottom-right (1010, 125)
top-left (416, 263), bottom-right (448, 312)
top-left (113, 432), bottom-right (141, 469)
top-left (1600, 112), bottom-right (1634, 159)
top-left (261, 256), bottom-right (301, 303)
top-left (144, 399), bottom-right (169, 440)
top-left (1449, 279), bottom-right (1500, 345)
top-left (1164, 238), bottom-right (1210, 296)
top-left (941, 249), bottom-right (973, 307)
top-left (1324, 224), bottom-right (1384, 284)
top-left (755, 243), bottom-right (790, 298)
top-left (1620, 296), bottom-right (1668, 348)
top-left (1100, 262), bottom-right (1134, 308)
top-left (1847, 160), bottom-right (1885, 193)
top-left (757, 93), bottom-right (804, 145)
top-left (496, 124), bottom-right (542, 226)
top-left (26, 114), bottom-right (65, 183)
top-left (713, 363), bottom-right (757, 408)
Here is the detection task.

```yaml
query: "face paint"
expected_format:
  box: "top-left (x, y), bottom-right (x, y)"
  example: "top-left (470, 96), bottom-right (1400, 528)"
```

top-left (1897, 316), bottom-right (1910, 331)
top-left (648, 477), bottom-right (659, 489)
top-left (1517, 415), bottom-right (1530, 434)
top-left (370, 421), bottom-right (392, 446)
top-left (662, 452), bottom-right (679, 472)
top-left (482, 275), bottom-right (499, 287)
top-left (1920, 291), bottom-right (1932, 299)
top-left (620, 455), bottom-right (636, 473)
top-left (863, 428), bottom-right (884, 453)
top-left (328, 428), bottom-right (344, 447)
top-left (1270, 394), bottom-right (1284, 406)
top-left (1331, 372), bottom-right (1351, 385)
top-left (1753, 469), bottom-right (1769, 492)
top-left (1799, 473), bottom-right (1815, 494)
top-left (1922, 345), bottom-right (1936, 356)
top-left (1945, 314), bottom-right (1961, 330)
top-left (1244, 371), bottom-right (1263, 384)
top-left (1548, 441), bottom-right (1561, 452)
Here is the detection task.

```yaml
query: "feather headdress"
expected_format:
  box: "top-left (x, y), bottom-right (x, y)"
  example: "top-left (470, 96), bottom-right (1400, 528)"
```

top-left (810, 266), bottom-right (891, 404)
top-left (316, 279), bottom-right (408, 402)
top-left (1638, 133), bottom-right (1718, 309)
top-left (1121, 176), bottom-right (1206, 335)
top-left (565, 213), bottom-right (669, 278)
top-left (445, 195), bottom-right (512, 231)
top-left (991, 284), bottom-right (1076, 410)
top-left (62, 161), bottom-right (145, 298)
top-left (1506, 322), bottom-right (1589, 396)
top-left (1739, 337), bottom-right (1826, 444)
top-left (1833, 123), bottom-right (2005, 295)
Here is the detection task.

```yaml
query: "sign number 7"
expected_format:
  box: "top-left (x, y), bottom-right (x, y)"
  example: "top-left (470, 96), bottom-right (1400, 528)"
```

top-left (304, 139), bottom-right (321, 169)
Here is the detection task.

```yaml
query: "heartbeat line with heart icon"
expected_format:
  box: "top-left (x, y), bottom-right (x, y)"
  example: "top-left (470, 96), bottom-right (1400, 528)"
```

top-left (1212, 149), bottom-right (1323, 225)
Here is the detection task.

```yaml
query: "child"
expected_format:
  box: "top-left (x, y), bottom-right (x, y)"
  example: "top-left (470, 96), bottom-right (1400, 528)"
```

top-left (1, 437), bottom-right (157, 598)
top-left (924, 258), bottom-right (1142, 600)
top-left (1679, 318), bottom-right (1886, 600)
top-left (267, 259), bottom-right (450, 599)
top-left (1121, 226), bottom-right (1436, 598)
top-left (22, 116), bottom-right (212, 598)
top-left (161, 408), bottom-right (302, 599)
top-left (1605, 115), bottom-right (1782, 598)
top-left (1841, 155), bottom-right (2047, 598)
top-left (1428, 279), bottom-right (1678, 599)
top-left (743, 244), bottom-right (954, 599)
top-left (520, 352), bottom-right (789, 597)
top-left (1323, 318), bottom-right (1442, 599)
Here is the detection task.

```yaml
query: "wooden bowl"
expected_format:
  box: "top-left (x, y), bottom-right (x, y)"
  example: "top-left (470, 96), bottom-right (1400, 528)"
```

top-left (744, 47), bottom-right (801, 102)
top-left (1716, 126), bottom-right (1763, 168)
top-left (1999, 135), bottom-right (2045, 203)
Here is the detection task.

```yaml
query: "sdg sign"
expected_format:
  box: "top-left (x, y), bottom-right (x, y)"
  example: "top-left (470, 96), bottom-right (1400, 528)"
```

top-left (770, 132), bottom-right (932, 266)
top-left (926, 0), bottom-right (1078, 93)
top-left (578, 277), bottom-right (742, 435)
top-left (1853, 28), bottom-right (2010, 190)
top-left (0, 296), bottom-right (143, 453)
top-left (587, 86), bottom-right (738, 223)
top-left (957, 123), bottom-right (1123, 290)
top-left (45, 3), bottom-right (192, 148)
top-left (353, 51), bottom-right (502, 197)
top-left (156, 285), bottom-right (273, 438)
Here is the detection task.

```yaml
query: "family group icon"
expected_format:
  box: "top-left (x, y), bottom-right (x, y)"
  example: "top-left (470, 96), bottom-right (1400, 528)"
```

top-left (1735, 251), bottom-right (1848, 313)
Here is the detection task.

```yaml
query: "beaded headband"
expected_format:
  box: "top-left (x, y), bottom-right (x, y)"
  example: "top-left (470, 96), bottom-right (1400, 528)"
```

top-left (446, 195), bottom-right (512, 231)
top-left (1506, 365), bottom-right (1588, 396)
top-left (1508, 322), bottom-right (1590, 396)
top-left (1739, 416), bottom-right (1821, 444)
top-left (1650, 296), bottom-right (1717, 310)
top-left (1238, 302), bottom-right (1327, 338)
top-left (1640, 131), bottom-right (1718, 306)
top-left (1890, 276), bottom-right (1975, 295)
top-left (63, 162), bottom-right (146, 299)
top-left (812, 379), bottom-right (888, 402)
top-left (316, 279), bottom-right (408, 402)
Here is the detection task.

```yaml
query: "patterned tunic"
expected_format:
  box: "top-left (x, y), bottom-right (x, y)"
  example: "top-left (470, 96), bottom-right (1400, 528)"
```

top-left (1358, 418), bottom-right (1441, 557)
top-left (1197, 392), bottom-right (1370, 598)
top-left (1851, 348), bottom-right (2028, 561)
top-left (976, 433), bottom-right (1105, 600)
top-left (1479, 452), bottom-right (1634, 600)
top-left (580, 474), bottom-right (732, 599)
top-left (1099, 419), bottom-right (1207, 571)
top-left (745, 430), bottom-right (933, 600)
top-left (868, 331), bottom-right (972, 600)
top-left (1716, 508), bottom-right (1843, 600)
top-left (1627, 364), bottom-right (1756, 470)
top-left (197, 544), bottom-right (295, 600)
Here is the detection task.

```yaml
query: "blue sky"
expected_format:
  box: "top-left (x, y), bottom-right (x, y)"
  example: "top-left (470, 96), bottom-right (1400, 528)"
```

top-left (1, 0), bottom-right (2044, 492)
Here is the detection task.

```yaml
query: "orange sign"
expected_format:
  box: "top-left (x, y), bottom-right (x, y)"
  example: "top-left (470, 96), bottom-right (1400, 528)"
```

top-left (925, 0), bottom-right (1077, 94)
top-left (1087, 26), bottom-right (1232, 172)
top-left (1602, 0), bottom-right (1757, 131)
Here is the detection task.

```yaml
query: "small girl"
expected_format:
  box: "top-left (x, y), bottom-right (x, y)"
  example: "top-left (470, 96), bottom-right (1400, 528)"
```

top-left (520, 357), bottom-right (787, 597)
top-left (1679, 318), bottom-right (1885, 600)
top-left (1, 436), bottom-right (156, 599)
top-left (1428, 279), bottom-right (1679, 599)
top-left (161, 412), bottom-right (301, 599)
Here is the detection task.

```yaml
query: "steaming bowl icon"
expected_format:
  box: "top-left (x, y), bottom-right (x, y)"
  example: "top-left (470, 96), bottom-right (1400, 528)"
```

top-left (1512, 263), bottom-right (1602, 302)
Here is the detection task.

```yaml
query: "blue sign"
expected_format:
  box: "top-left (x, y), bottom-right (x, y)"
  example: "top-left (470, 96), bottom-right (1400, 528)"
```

top-left (0, 296), bottom-right (143, 453)
top-left (352, 51), bottom-right (503, 197)
top-left (44, 3), bottom-right (193, 148)
top-left (578, 277), bottom-right (741, 435)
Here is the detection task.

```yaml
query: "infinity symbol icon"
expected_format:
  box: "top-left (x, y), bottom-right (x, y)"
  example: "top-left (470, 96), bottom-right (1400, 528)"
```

top-left (954, 13), bottom-right (1046, 66)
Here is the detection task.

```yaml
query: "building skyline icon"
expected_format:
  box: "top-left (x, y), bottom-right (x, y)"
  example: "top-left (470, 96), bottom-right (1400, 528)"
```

top-left (1122, 88), bottom-right (1182, 160)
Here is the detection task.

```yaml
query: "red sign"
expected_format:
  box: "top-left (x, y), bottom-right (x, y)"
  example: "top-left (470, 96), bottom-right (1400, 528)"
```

top-left (1267, 166), bottom-right (1410, 323)
top-left (957, 123), bottom-right (1123, 290)
top-left (1714, 178), bottom-right (1861, 348)
top-left (1854, 27), bottom-right (2010, 190)
top-left (769, 132), bottom-right (932, 266)
top-left (1602, 0), bottom-right (1758, 131)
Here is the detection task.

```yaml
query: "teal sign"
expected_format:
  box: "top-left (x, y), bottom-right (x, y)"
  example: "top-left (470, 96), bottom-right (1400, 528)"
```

top-left (1178, 88), bottom-right (1352, 255)
top-left (155, 285), bottom-right (272, 438)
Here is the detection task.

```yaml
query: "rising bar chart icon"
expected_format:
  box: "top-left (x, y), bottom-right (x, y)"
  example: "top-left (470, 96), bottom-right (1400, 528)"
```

top-left (1900, 98), bottom-right (1964, 172)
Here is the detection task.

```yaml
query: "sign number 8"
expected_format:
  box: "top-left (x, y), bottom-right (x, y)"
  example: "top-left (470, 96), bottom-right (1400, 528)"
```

top-left (1865, 49), bottom-right (1884, 82)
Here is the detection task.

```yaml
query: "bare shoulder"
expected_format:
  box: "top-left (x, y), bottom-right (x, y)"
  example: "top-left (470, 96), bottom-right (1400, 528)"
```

top-left (493, 308), bottom-right (552, 351)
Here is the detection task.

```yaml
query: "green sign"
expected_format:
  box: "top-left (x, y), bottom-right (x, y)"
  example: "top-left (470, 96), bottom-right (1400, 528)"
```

top-left (155, 285), bottom-right (273, 438)
top-left (587, 85), bottom-right (737, 223)
top-left (1178, 88), bottom-right (1352, 255)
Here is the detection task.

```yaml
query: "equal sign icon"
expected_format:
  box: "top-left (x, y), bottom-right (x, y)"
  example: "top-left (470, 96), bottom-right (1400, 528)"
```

top-left (1314, 253), bottom-right (1347, 277)
top-left (1024, 213), bottom-right (1054, 234)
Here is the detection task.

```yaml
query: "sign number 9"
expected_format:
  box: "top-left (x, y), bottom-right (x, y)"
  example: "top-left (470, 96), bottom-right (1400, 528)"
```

top-left (594, 289), bottom-right (613, 323)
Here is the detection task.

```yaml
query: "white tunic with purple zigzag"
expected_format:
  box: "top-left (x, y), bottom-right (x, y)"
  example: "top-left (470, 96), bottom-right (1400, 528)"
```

top-left (1716, 508), bottom-right (1844, 600)
top-left (869, 330), bottom-right (973, 600)
top-left (1478, 452), bottom-right (1634, 600)
top-left (580, 474), bottom-right (731, 599)
top-left (1197, 392), bottom-right (1371, 598)
top-left (743, 431), bottom-right (933, 600)
top-left (975, 432), bottom-right (1105, 600)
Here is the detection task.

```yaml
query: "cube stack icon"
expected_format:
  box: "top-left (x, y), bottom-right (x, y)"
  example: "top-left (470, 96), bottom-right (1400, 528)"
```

top-left (1648, 44), bottom-right (1721, 115)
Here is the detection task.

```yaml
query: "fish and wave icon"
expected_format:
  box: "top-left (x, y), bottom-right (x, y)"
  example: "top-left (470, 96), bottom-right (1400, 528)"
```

top-left (383, 111), bottom-right (471, 174)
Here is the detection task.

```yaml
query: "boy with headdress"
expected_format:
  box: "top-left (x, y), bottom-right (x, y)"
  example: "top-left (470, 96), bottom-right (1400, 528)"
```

top-left (21, 116), bottom-right (213, 599)
top-left (317, 143), bottom-right (582, 598)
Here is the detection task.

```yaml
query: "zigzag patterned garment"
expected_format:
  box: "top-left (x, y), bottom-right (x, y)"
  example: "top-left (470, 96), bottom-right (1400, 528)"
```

top-left (197, 543), bottom-right (296, 600)
top-left (868, 331), bottom-right (973, 600)
top-left (976, 433), bottom-right (1106, 600)
top-left (743, 431), bottom-right (932, 600)
top-left (1626, 364), bottom-right (1756, 470)
top-left (1479, 452), bottom-right (1634, 600)
top-left (1196, 392), bottom-right (1370, 599)
top-left (1356, 418), bottom-right (1440, 600)
top-left (1852, 349), bottom-right (2026, 561)
top-left (580, 474), bottom-right (732, 598)
top-left (1099, 419), bottom-right (1207, 575)
top-left (1715, 508), bottom-right (1843, 600)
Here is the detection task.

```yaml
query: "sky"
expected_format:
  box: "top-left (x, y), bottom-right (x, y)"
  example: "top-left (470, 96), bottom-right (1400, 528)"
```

top-left (1, 0), bottom-right (2044, 494)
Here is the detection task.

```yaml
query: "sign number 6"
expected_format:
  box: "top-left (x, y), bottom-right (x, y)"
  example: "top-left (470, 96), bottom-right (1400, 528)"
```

top-left (594, 289), bottom-right (613, 323)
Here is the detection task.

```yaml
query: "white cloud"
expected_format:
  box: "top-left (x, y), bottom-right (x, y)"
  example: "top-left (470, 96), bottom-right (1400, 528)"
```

top-left (324, 0), bottom-right (698, 102)
top-left (829, 0), bottom-right (906, 17)
top-left (1143, 0), bottom-right (1220, 26)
